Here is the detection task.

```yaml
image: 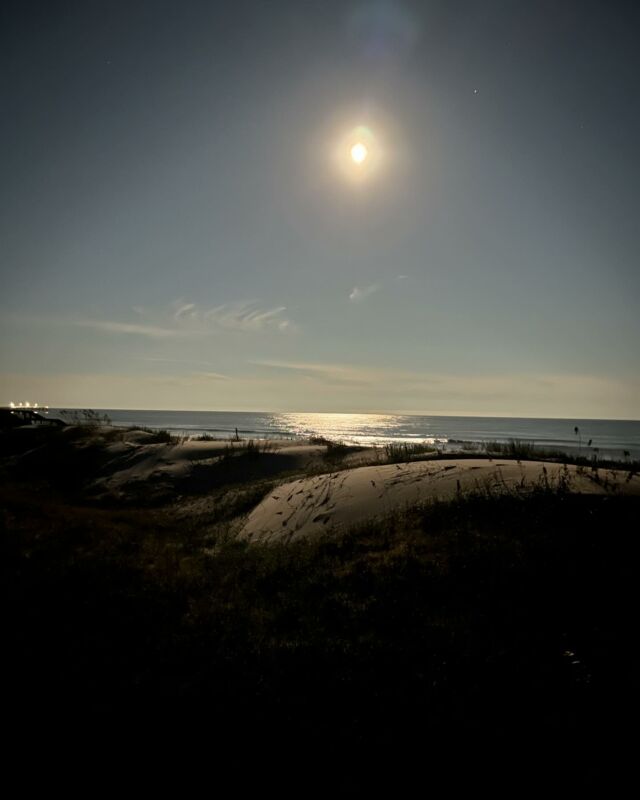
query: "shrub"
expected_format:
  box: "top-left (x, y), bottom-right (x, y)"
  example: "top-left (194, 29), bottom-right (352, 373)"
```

top-left (126, 425), bottom-right (175, 443)
top-left (60, 408), bottom-right (112, 427)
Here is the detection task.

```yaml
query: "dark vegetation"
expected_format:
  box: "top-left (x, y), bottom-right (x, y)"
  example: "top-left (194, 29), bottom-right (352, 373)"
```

top-left (310, 435), bottom-right (357, 462)
top-left (2, 425), bottom-right (638, 776)
top-left (126, 425), bottom-right (176, 443)
top-left (0, 425), bottom-right (290, 505)
top-left (460, 437), bottom-right (639, 472)
top-left (58, 408), bottom-right (112, 426)
top-left (382, 440), bottom-right (437, 462)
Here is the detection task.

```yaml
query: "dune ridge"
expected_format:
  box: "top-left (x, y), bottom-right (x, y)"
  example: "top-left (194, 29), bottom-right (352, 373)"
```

top-left (241, 458), bottom-right (640, 543)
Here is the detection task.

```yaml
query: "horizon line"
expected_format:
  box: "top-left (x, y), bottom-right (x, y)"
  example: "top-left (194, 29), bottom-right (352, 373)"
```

top-left (43, 406), bottom-right (640, 423)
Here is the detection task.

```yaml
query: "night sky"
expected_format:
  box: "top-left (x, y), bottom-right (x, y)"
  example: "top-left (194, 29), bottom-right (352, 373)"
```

top-left (1, 0), bottom-right (639, 416)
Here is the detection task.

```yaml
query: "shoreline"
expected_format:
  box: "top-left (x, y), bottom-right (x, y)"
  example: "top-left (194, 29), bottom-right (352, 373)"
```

top-left (38, 408), bottom-right (640, 462)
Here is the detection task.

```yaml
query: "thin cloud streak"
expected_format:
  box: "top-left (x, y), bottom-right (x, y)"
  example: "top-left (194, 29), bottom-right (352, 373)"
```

top-left (174, 302), bottom-right (197, 320)
top-left (137, 356), bottom-right (225, 369)
top-left (203, 303), bottom-right (292, 332)
top-left (250, 359), bottom-right (351, 374)
top-left (193, 371), bottom-right (231, 381)
top-left (74, 319), bottom-right (195, 339)
top-left (248, 359), bottom-right (373, 388)
top-left (349, 284), bottom-right (380, 302)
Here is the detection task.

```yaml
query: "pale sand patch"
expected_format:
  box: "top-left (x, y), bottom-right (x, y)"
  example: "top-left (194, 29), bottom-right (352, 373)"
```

top-left (91, 437), bottom-right (327, 495)
top-left (240, 459), bottom-right (640, 544)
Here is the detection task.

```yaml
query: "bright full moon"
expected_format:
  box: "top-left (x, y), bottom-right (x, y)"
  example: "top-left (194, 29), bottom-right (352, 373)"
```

top-left (335, 126), bottom-right (379, 182)
top-left (350, 142), bottom-right (368, 164)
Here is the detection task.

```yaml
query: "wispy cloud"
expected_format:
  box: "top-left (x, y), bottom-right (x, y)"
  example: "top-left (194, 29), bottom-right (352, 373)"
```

top-left (251, 359), bottom-right (348, 374)
top-left (74, 319), bottom-right (193, 339)
top-left (174, 302), bottom-right (197, 320)
top-left (249, 359), bottom-right (373, 387)
top-left (203, 302), bottom-right (293, 332)
top-left (137, 356), bottom-right (224, 368)
top-left (136, 357), bottom-right (229, 379)
top-left (192, 371), bottom-right (230, 381)
top-left (74, 301), bottom-right (295, 339)
top-left (349, 284), bottom-right (380, 302)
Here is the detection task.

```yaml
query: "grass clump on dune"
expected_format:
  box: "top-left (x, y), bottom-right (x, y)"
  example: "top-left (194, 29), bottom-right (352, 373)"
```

top-left (122, 425), bottom-right (177, 443)
top-left (383, 441), bottom-right (437, 462)
top-left (485, 438), bottom-right (540, 459)
top-left (484, 438), bottom-right (640, 471)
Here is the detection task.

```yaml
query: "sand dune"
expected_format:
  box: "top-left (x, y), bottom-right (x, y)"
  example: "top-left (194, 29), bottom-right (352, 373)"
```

top-left (89, 435), bottom-right (327, 499)
top-left (240, 458), bottom-right (640, 543)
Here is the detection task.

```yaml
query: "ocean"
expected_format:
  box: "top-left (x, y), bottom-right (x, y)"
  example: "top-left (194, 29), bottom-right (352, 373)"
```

top-left (53, 409), bottom-right (640, 461)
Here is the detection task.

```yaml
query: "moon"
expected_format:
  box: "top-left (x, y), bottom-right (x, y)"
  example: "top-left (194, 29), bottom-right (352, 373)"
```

top-left (350, 142), bottom-right (368, 164)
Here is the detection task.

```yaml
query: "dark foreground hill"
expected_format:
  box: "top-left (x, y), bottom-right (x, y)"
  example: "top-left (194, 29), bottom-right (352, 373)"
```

top-left (2, 425), bottom-right (638, 781)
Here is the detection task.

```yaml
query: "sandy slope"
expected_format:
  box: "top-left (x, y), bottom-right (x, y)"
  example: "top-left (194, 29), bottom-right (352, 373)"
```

top-left (240, 458), bottom-right (640, 543)
top-left (89, 435), bottom-right (326, 498)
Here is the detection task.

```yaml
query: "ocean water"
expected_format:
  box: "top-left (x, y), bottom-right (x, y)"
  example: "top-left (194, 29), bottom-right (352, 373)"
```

top-left (53, 409), bottom-right (640, 461)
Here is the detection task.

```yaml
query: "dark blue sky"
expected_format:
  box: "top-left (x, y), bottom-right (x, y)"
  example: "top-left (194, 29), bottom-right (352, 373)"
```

top-left (1, 0), bottom-right (639, 416)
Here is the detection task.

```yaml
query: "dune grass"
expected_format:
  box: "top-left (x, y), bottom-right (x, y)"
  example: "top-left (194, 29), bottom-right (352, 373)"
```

top-left (465, 438), bottom-right (640, 471)
top-left (3, 423), bottom-right (638, 775)
top-left (128, 425), bottom-right (176, 443)
top-left (382, 441), bottom-right (437, 462)
top-left (3, 463), bottom-right (638, 760)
